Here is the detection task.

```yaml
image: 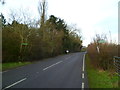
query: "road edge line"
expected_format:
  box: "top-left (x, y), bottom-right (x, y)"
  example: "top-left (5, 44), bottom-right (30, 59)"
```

top-left (82, 54), bottom-right (85, 72)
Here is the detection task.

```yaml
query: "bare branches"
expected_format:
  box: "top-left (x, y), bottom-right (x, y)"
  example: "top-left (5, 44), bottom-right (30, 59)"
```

top-left (9, 8), bottom-right (33, 25)
top-left (38, 0), bottom-right (47, 27)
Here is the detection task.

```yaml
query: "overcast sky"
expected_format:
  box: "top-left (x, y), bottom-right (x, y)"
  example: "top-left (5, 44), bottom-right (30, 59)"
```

top-left (1, 0), bottom-right (119, 46)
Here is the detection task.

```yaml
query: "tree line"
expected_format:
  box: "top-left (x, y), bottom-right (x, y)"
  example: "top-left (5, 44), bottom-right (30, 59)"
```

top-left (1, 0), bottom-right (82, 62)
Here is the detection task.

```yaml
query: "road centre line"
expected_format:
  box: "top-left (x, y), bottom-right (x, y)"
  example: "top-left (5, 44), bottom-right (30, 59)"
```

top-left (3, 78), bottom-right (27, 89)
top-left (43, 61), bottom-right (63, 71)
top-left (0, 70), bottom-right (8, 73)
top-left (65, 56), bottom-right (72, 60)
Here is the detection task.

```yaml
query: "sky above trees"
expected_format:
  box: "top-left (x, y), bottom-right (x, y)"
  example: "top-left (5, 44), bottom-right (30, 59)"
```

top-left (1, 0), bottom-right (119, 46)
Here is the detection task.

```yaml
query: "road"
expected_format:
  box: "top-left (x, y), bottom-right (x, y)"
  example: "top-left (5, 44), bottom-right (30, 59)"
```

top-left (2, 52), bottom-right (88, 89)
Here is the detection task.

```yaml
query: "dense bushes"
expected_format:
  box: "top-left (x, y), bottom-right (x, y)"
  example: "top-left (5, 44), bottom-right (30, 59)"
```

top-left (2, 15), bottom-right (82, 62)
top-left (2, 23), bottom-right (21, 62)
top-left (87, 34), bottom-right (118, 70)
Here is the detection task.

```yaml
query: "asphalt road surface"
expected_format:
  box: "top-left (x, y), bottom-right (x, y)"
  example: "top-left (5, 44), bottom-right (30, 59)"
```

top-left (2, 52), bottom-right (88, 89)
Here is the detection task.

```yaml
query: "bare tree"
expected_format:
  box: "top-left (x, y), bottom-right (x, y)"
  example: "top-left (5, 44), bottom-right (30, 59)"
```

top-left (38, 0), bottom-right (47, 27)
top-left (8, 9), bottom-right (35, 60)
top-left (9, 8), bottom-right (32, 25)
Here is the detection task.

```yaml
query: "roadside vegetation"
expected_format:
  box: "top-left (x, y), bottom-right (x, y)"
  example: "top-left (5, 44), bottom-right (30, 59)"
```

top-left (86, 34), bottom-right (119, 88)
top-left (2, 62), bottom-right (32, 71)
top-left (1, 0), bottom-right (82, 70)
top-left (86, 54), bottom-right (119, 88)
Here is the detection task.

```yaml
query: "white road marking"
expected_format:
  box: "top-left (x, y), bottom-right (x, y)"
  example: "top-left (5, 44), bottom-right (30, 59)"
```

top-left (36, 72), bottom-right (39, 74)
top-left (82, 73), bottom-right (84, 79)
top-left (82, 82), bottom-right (84, 89)
top-left (3, 78), bottom-right (26, 89)
top-left (43, 61), bottom-right (63, 71)
top-left (65, 56), bottom-right (72, 60)
top-left (0, 71), bottom-right (8, 73)
top-left (82, 54), bottom-right (85, 72)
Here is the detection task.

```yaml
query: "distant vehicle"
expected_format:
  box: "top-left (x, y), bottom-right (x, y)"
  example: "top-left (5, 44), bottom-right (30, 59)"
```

top-left (65, 50), bottom-right (69, 54)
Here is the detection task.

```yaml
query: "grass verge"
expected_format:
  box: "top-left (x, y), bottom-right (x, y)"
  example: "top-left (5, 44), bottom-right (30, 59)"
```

top-left (2, 62), bottom-right (32, 71)
top-left (1, 54), bottom-right (66, 71)
top-left (85, 54), bottom-right (119, 88)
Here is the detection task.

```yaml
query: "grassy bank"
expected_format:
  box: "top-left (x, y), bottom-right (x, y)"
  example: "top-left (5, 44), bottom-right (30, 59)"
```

top-left (2, 62), bottom-right (32, 71)
top-left (85, 54), bottom-right (119, 88)
top-left (1, 53), bottom-right (66, 71)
